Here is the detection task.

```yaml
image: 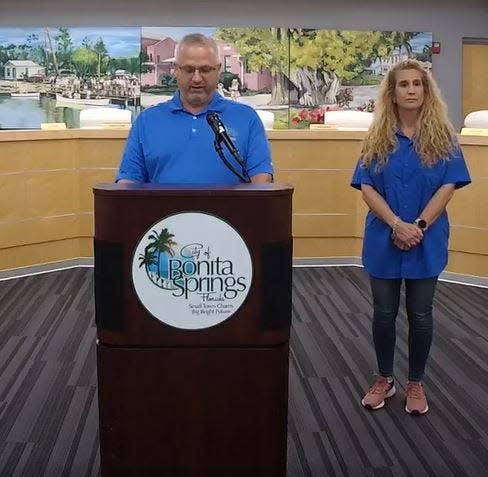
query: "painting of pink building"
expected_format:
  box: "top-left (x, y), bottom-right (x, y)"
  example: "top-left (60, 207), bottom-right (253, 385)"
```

top-left (140, 33), bottom-right (271, 91)
top-left (140, 36), bottom-right (177, 86)
top-left (215, 40), bottom-right (272, 91)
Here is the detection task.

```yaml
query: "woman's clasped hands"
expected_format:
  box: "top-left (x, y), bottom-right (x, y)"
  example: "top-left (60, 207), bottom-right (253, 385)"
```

top-left (392, 220), bottom-right (423, 251)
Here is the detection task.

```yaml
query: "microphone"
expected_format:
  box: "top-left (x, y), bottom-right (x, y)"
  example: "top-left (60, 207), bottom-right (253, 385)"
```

top-left (206, 112), bottom-right (240, 159)
top-left (206, 112), bottom-right (251, 183)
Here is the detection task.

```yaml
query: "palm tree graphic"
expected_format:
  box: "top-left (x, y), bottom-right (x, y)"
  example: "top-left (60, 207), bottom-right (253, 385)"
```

top-left (138, 247), bottom-right (157, 271)
top-left (144, 227), bottom-right (177, 280)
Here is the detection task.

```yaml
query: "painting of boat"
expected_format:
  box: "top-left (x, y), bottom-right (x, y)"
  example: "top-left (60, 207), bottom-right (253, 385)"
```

top-left (55, 93), bottom-right (110, 106)
top-left (10, 92), bottom-right (40, 99)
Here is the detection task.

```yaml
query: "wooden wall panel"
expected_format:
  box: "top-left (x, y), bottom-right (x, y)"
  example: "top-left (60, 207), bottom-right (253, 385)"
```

top-left (462, 43), bottom-right (488, 119)
top-left (0, 174), bottom-right (27, 220)
top-left (25, 171), bottom-right (78, 216)
top-left (447, 179), bottom-right (488, 229)
top-left (78, 213), bottom-right (94, 238)
top-left (0, 239), bottom-right (81, 270)
top-left (450, 227), bottom-right (488, 256)
top-left (293, 237), bottom-right (363, 258)
top-left (77, 139), bottom-right (124, 168)
top-left (0, 140), bottom-right (76, 173)
top-left (271, 138), bottom-right (362, 170)
top-left (79, 237), bottom-right (94, 257)
top-left (292, 214), bottom-right (356, 238)
top-left (79, 169), bottom-right (117, 213)
top-left (0, 216), bottom-right (79, 249)
top-left (448, 251), bottom-right (488, 278)
top-left (0, 131), bottom-right (486, 278)
top-left (276, 169), bottom-right (357, 214)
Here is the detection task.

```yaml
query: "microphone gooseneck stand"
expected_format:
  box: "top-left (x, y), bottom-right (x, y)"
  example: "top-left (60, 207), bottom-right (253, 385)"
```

top-left (207, 112), bottom-right (252, 184)
top-left (213, 138), bottom-right (251, 184)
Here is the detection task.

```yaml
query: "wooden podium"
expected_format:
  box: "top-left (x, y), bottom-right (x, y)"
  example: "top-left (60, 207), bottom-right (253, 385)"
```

top-left (94, 183), bottom-right (293, 476)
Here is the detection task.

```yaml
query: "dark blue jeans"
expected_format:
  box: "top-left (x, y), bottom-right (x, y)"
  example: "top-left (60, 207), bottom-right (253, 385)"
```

top-left (370, 276), bottom-right (438, 382)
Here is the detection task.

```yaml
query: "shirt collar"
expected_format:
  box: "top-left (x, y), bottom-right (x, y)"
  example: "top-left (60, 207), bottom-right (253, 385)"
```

top-left (168, 90), bottom-right (227, 115)
top-left (396, 128), bottom-right (407, 138)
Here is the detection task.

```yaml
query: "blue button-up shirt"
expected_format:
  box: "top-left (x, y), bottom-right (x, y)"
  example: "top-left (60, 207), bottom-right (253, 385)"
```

top-left (116, 91), bottom-right (273, 184)
top-left (351, 131), bottom-right (471, 279)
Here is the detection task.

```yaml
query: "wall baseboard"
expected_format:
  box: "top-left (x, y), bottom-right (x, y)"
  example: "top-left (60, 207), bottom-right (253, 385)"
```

top-left (294, 256), bottom-right (363, 268)
top-left (293, 256), bottom-right (488, 288)
top-left (0, 258), bottom-right (94, 281)
top-left (1, 256), bottom-right (487, 288)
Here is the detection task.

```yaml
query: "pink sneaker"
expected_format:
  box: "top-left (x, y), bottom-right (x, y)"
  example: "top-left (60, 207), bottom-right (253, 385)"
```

top-left (361, 377), bottom-right (396, 410)
top-left (405, 382), bottom-right (429, 414)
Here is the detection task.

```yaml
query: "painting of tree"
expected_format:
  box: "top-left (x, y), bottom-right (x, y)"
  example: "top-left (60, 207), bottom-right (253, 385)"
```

top-left (215, 28), bottom-right (290, 106)
top-left (214, 27), bottom-right (431, 127)
top-left (288, 30), bottom-right (416, 107)
top-left (216, 28), bottom-right (423, 107)
top-left (55, 27), bottom-right (75, 71)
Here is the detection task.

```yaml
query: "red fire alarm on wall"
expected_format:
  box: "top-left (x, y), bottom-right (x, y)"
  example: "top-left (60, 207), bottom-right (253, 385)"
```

top-left (432, 41), bottom-right (441, 54)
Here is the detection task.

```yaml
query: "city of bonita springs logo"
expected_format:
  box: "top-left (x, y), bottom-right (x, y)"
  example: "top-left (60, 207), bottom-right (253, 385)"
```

top-left (131, 212), bottom-right (253, 330)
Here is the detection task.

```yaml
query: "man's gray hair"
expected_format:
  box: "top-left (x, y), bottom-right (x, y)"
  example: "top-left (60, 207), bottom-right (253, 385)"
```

top-left (176, 33), bottom-right (220, 63)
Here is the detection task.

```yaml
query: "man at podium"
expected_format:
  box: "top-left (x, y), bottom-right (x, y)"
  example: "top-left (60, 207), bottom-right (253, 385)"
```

top-left (116, 33), bottom-right (273, 185)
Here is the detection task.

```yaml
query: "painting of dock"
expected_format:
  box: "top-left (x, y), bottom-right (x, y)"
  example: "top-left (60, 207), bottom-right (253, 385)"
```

top-left (0, 27), bottom-right (141, 129)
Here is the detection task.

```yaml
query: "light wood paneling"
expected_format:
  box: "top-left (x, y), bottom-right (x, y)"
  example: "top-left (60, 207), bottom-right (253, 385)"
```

top-left (462, 43), bottom-right (488, 119)
top-left (450, 226), bottom-right (488, 255)
top-left (0, 130), bottom-right (487, 278)
top-left (0, 172), bottom-right (77, 221)
top-left (0, 215), bottom-right (79, 248)
top-left (0, 239), bottom-right (81, 270)
top-left (293, 237), bottom-right (363, 258)
top-left (78, 139), bottom-right (125, 168)
top-left (460, 144), bottom-right (488, 178)
top-left (292, 214), bottom-right (356, 238)
top-left (25, 171), bottom-right (78, 216)
top-left (0, 174), bottom-right (28, 220)
top-left (79, 237), bottom-right (94, 257)
top-left (277, 169), bottom-right (357, 214)
top-left (79, 169), bottom-right (118, 212)
top-left (271, 139), bottom-right (361, 169)
top-left (0, 140), bottom-right (76, 173)
top-left (448, 251), bottom-right (488, 277)
top-left (78, 213), bottom-right (95, 238)
top-left (447, 179), bottom-right (488, 229)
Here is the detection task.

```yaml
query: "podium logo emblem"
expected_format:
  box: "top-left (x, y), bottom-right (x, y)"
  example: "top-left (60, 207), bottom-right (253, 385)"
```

top-left (132, 212), bottom-right (253, 329)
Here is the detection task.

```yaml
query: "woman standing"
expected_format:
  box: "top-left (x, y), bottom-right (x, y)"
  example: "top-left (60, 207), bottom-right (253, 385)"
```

top-left (351, 59), bottom-right (471, 414)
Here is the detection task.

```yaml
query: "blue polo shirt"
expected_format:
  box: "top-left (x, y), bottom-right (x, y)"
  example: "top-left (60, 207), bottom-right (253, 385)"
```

top-left (351, 131), bottom-right (471, 279)
top-left (116, 91), bottom-right (273, 184)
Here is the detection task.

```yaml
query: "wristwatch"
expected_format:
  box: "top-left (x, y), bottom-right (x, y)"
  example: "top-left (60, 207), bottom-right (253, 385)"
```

top-left (414, 218), bottom-right (427, 230)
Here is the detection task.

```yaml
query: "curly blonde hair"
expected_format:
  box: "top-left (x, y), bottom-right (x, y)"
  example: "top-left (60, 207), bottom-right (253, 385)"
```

top-left (361, 59), bottom-right (458, 167)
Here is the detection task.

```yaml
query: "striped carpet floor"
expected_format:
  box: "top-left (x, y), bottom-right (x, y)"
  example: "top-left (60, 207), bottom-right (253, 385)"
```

top-left (0, 266), bottom-right (487, 476)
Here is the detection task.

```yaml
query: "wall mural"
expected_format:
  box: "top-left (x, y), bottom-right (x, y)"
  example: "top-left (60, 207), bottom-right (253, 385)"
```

top-left (0, 26), bottom-right (432, 129)
top-left (0, 27), bottom-right (141, 129)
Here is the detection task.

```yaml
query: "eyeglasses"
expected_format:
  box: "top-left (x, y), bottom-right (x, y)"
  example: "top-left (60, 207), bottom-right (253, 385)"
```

top-left (176, 64), bottom-right (220, 77)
